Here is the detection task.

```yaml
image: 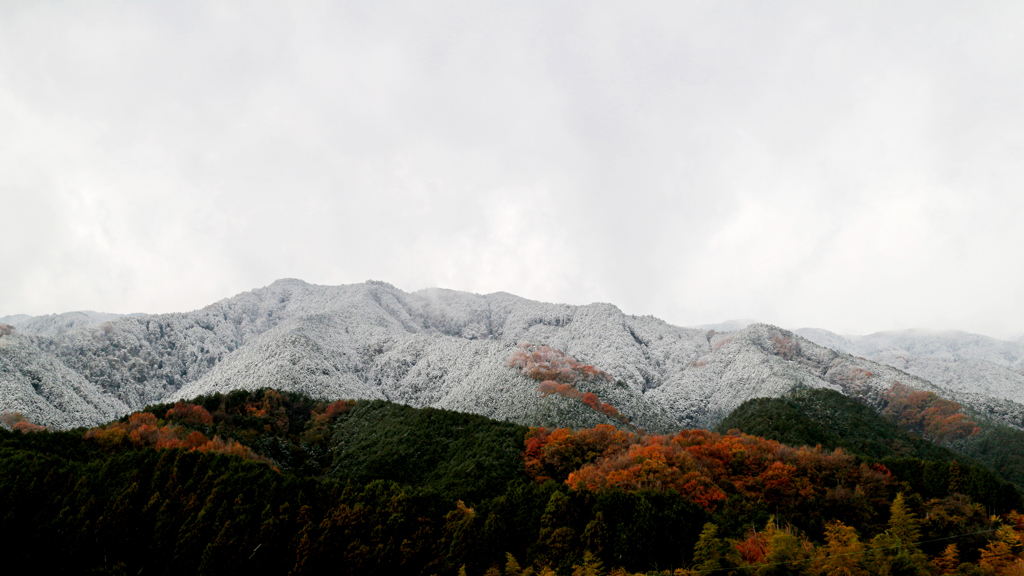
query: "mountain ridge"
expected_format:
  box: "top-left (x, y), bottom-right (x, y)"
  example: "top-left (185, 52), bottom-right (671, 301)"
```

top-left (1, 279), bottom-right (1021, 435)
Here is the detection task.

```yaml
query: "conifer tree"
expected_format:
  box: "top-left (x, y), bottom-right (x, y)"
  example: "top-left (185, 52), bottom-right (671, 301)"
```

top-left (868, 493), bottom-right (928, 576)
top-left (582, 512), bottom-right (609, 557)
top-left (888, 492), bottom-right (923, 549)
top-left (813, 520), bottom-right (867, 576)
top-left (933, 544), bottom-right (959, 576)
top-left (537, 491), bottom-right (577, 570)
top-left (949, 461), bottom-right (968, 496)
top-left (692, 523), bottom-right (727, 574)
top-left (505, 552), bottom-right (524, 576)
top-left (756, 520), bottom-right (805, 576)
top-left (572, 551), bottom-right (605, 576)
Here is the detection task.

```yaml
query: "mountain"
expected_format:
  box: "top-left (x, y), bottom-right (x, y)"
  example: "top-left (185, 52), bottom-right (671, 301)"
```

top-left (2, 279), bottom-right (1023, 435)
top-left (4, 311), bottom-right (129, 338)
top-left (0, 332), bottom-right (129, 429)
top-left (716, 386), bottom-right (1024, 500)
top-left (796, 328), bottom-right (1024, 426)
top-left (0, 314), bottom-right (32, 326)
top-left (715, 387), bottom-right (956, 462)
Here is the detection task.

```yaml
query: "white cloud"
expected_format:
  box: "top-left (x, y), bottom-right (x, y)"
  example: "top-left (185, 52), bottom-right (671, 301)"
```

top-left (1, 1), bottom-right (1023, 338)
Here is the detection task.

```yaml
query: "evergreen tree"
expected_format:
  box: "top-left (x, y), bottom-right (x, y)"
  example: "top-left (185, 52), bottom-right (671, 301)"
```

top-left (756, 520), bottom-right (805, 576)
top-left (582, 511), bottom-right (609, 558)
top-left (948, 460), bottom-right (973, 500)
top-left (868, 493), bottom-right (928, 576)
top-left (813, 520), bottom-right (867, 576)
top-left (691, 523), bottom-right (728, 574)
top-left (888, 492), bottom-right (923, 548)
top-left (536, 491), bottom-right (577, 571)
top-left (505, 552), bottom-right (525, 576)
top-left (572, 551), bottom-right (605, 576)
top-left (933, 543), bottom-right (959, 576)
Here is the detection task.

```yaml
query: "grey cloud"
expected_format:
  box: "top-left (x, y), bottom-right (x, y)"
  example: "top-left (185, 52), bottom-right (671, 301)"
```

top-left (1, 1), bottom-right (1022, 338)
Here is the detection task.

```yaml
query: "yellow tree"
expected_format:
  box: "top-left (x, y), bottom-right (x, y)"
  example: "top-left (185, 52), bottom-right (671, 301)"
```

top-left (691, 523), bottom-right (730, 574)
top-left (932, 544), bottom-right (959, 576)
top-left (980, 525), bottom-right (1023, 575)
top-left (868, 492), bottom-right (928, 576)
top-left (756, 520), bottom-right (808, 576)
top-left (572, 551), bottom-right (605, 576)
top-left (811, 520), bottom-right (867, 576)
top-left (505, 552), bottom-right (534, 576)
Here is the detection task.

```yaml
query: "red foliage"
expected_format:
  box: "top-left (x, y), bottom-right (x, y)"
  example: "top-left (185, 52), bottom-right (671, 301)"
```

top-left (735, 530), bottom-right (769, 564)
top-left (524, 424), bottom-right (635, 484)
top-left (511, 344), bottom-right (628, 426)
top-left (245, 389), bottom-right (290, 434)
top-left (324, 399), bottom-right (351, 418)
top-left (835, 367), bottom-right (874, 382)
top-left (192, 435), bottom-right (266, 461)
top-left (883, 382), bottom-right (981, 443)
top-left (712, 336), bottom-right (734, 353)
top-left (771, 334), bottom-right (797, 360)
top-left (183, 430), bottom-right (208, 449)
top-left (84, 410), bottom-right (272, 466)
top-left (537, 380), bottom-right (559, 395)
top-left (165, 402), bottom-right (213, 426)
top-left (525, 425), bottom-right (894, 513)
top-left (301, 399), bottom-right (357, 443)
top-left (12, 421), bottom-right (47, 433)
top-left (1, 412), bottom-right (46, 433)
top-left (507, 344), bottom-right (612, 384)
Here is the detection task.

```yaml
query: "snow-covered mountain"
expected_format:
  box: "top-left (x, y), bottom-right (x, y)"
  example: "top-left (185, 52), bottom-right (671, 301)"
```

top-left (0, 333), bottom-right (129, 428)
top-left (5, 311), bottom-right (129, 338)
top-left (797, 328), bottom-right (1024, 425)
top-left (1, 279), bottom-right (1022, 432)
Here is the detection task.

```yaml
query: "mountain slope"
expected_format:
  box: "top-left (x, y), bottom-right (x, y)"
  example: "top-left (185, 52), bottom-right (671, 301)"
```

top-left (645, 323), bottom-right (958, 429)
top-left (3, 278), bottom-right (1024, 434)
top-left (0, 333), bottom-right (129, 428)
top-left (797, 327), bottom-right (1024, 427)
top-left (715, 387), bottom-right (956, 461)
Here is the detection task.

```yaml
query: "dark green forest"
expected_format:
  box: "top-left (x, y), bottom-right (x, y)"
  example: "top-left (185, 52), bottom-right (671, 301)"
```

top-left (2, 388), bottom-right (1024, 575)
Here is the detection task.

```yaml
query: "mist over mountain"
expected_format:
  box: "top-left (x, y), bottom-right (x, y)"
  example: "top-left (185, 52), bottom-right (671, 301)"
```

top-left (1, 279), bottom-right (1022, 433)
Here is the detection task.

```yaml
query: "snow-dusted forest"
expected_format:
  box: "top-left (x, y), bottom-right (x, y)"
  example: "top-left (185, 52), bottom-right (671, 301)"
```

top-left (2, 279), bottom-right (1023, 432)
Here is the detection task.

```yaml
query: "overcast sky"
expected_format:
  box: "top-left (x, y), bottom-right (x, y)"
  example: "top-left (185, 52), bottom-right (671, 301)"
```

top-left (2, 1), bottom-right (1023, 338)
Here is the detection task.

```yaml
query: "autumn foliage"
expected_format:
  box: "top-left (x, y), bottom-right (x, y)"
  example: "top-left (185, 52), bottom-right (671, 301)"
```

top-left (4, 389), bottom-right (1024, 576)
top-left (712, 336), bottom-right (734, 353)
top-left (772, 333), bottom-right (798, 360)
top-left (84, 406), bottom-right (271, 465)
top-left (507, 344), bottom-right (613, 384)
top-left (508, 344), bottom-right (630, 426)
top-left (302, 398), bottom-right (355, 444)
top-left (164, 401), bottom-right (214, 426)
top-left (526, 424), bottom-right (894, 513)
top-left (535, 381), bottom-right (625, 422)
top-left (883, 382), bottom-right (981, 443)
top-left (0, 412), bottom-right (46, 433)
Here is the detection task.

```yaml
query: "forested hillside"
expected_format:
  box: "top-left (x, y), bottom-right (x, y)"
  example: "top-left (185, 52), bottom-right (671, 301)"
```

top-left (3, 389), bottom-right (1024, 575)
top-left (718, 387), bottom-right (1024, 492)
